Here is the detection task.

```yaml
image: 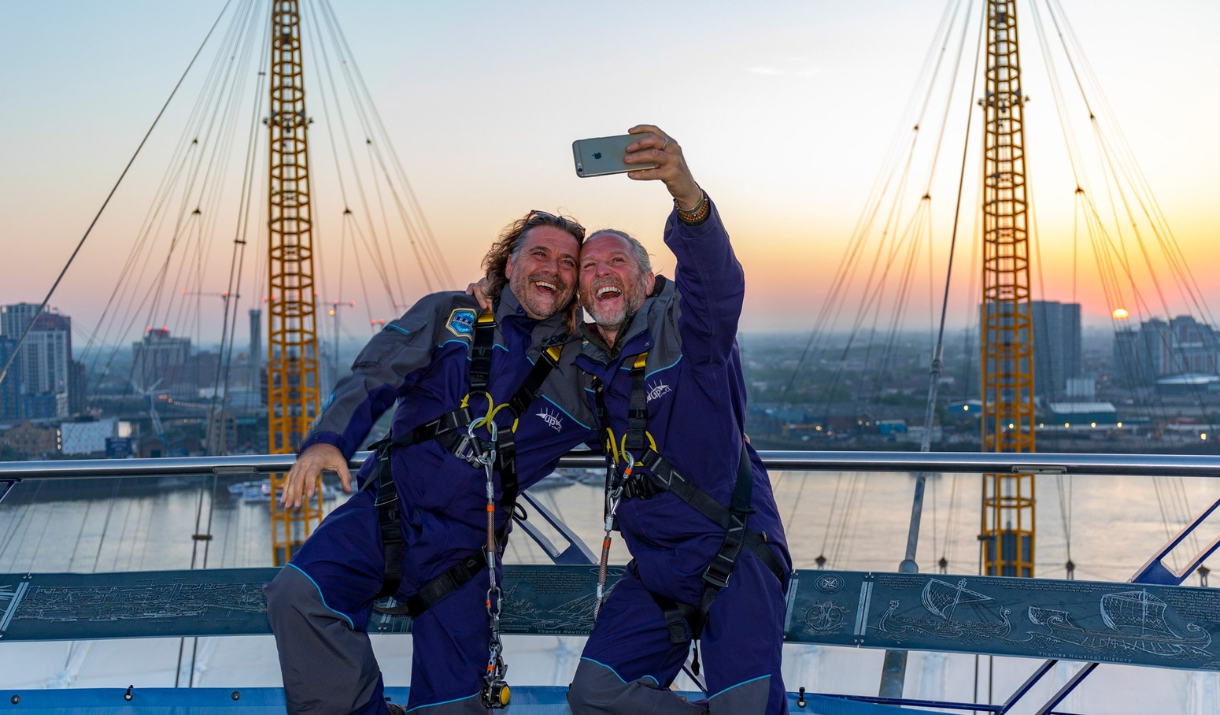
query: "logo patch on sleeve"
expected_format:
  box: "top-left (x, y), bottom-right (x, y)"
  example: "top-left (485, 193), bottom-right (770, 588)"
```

top-left (446, 308), bottom-right (477, 338)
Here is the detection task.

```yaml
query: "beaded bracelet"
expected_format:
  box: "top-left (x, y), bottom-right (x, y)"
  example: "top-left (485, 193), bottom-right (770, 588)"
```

top-left (676, 190), bottom-right (709, 225)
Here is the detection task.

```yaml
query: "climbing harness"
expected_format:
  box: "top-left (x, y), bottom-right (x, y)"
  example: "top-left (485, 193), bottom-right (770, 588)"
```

top-left (591, 351), bottom-right (786, 647)
top-left (364, 308), bottom-right (563, 632)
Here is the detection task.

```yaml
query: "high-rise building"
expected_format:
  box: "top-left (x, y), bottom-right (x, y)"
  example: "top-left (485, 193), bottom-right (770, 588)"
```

top-left (131, 328), bottom-right (191, 392)
top-left (0, 337), bottom-right (21, 421)
top-left (1113, 328), bottom-right (1143, 388)
top-left (1, 304), bottom-right (73, 418)
top-left (249, 309), bottom-right (262, 371)
top-left (1114, 316), bottom-right (1220, 387)
top-left (1030, 301), bottom-right (1081, 400)
top-left (68, 360), bottom-right (88, 415)
top-left (0, 303), bottom-right (41, 339)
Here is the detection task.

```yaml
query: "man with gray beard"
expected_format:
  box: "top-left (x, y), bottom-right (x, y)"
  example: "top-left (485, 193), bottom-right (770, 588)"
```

top-left (567, 125), bottom-right (792, 715)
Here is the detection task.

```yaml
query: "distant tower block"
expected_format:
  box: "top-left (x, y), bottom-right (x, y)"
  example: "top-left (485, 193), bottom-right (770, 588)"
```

top-left (267, 0), bottom-right (322, 566)
top-left (248, 308), bottom-right (262, 371)
top-left (979, 0), bottom-right (1035, 578)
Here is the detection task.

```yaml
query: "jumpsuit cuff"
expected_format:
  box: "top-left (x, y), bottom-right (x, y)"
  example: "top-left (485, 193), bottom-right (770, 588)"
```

top-left (298, 431), bottom-right (348, 458)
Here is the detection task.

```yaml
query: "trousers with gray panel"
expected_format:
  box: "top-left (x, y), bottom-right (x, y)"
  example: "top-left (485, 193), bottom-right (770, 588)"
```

top-left (265, 482), bottom-right (496, 715)
top-left (567, 548), bottom-right (789, 715)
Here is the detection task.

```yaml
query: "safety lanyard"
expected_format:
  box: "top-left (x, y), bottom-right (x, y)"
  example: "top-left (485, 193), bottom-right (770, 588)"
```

top-left (592, 352), bottom-right (648, 617)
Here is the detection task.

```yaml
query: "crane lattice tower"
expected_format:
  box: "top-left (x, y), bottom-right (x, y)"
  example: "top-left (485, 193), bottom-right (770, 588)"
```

top-left (267, 0), bottom-right (322, 565)
top-left (980, 0), bottom-right (1036, 578)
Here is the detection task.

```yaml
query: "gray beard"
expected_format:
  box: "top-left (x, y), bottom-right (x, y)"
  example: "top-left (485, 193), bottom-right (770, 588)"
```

top-left (590, 306), bottom-right (628, 331)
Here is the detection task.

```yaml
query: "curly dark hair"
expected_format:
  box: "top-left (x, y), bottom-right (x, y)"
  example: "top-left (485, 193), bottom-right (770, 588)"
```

top-left (482, 210), bottom-right (585, 324)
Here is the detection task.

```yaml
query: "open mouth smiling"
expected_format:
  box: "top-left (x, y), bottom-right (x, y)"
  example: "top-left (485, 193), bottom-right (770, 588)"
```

top-left (533, 279), bottom-right (560, 295)
top-left (595, 285), bottom-right (622, 302)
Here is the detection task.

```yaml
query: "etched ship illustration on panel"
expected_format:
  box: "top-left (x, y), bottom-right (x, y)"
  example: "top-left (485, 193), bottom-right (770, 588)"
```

top-left (499, 582), bottom-right (606, 635)
top-left (876, 578), bottom-right (1012, 644)
top-left (1026, 589), bottom-right (1212, 659)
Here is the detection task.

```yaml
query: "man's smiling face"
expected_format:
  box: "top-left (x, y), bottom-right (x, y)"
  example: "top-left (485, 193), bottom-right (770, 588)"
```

top-left (579, 232), bottom-right (655, 333)
top-left (505, 225), bottom-right (580, 319)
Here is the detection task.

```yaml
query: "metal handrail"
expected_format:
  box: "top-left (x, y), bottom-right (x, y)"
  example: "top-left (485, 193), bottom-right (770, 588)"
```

top-left (0, 449), bottom-right (1218, 480)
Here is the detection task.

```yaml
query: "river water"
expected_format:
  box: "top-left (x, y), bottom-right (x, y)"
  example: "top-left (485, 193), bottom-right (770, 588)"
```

top-left (3, 466), bottom-right (1220, 713)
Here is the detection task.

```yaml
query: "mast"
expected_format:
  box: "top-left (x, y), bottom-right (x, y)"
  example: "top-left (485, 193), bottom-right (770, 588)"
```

top-left (267, 0), bottom-right (322, 565)
top-left (980, 0), bottom-right (1035, 578)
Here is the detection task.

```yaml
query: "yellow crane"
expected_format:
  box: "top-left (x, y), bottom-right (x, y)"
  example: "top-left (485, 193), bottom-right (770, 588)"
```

top-left (979, 0), bottom-right (1036, 578)
top-left (267, 0), bottom-right (322, 565)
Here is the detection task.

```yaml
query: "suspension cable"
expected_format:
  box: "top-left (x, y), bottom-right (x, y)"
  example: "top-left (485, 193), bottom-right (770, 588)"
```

top-left (0, 0), bottom-right (235, 391)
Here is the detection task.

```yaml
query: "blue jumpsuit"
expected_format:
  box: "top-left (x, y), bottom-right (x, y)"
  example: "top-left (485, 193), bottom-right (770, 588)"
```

top-left (264, 288), bottom-right (594, 715)
top-left (568, 201), bottom-right (792, 715)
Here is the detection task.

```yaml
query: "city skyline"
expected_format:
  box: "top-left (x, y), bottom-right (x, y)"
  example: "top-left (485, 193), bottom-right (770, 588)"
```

top-left (1, 0), bottom-right (1217, 350)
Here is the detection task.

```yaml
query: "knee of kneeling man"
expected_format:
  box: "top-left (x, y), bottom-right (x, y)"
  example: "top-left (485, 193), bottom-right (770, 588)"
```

top-left (263, 565), bottom-right (310, 616)
top-left (567, 660), bottom-right (625, 712)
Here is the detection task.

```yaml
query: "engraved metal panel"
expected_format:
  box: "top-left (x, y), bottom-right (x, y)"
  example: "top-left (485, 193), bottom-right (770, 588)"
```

top-left (8, 566), bottom-right (1220, 672)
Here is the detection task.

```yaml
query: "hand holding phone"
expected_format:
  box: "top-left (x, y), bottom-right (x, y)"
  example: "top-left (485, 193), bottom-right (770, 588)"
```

top-left (572, 133), bottom-right (658, 177)
top-left (573, 126), bottom-right (702, 211)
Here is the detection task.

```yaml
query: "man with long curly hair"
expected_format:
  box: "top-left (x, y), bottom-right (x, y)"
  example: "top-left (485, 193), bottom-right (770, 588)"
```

top-left (264, 210), bottom-right (594, 715)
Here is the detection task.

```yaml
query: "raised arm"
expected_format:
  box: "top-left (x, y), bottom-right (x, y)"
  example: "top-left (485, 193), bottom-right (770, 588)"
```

top-left (663, 200), bottom-right (743, 365)
top-left (282, 293), bottom-right (454, 507)
top-left (624, 125), bottom-right (743, 365)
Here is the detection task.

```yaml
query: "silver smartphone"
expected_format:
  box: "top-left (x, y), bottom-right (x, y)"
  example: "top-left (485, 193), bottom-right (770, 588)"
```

top-left (572, 133), bottom-right (658, 177)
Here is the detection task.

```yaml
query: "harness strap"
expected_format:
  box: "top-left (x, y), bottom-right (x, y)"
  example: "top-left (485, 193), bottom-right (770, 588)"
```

top-left (624, 354), bottom-right (649, 455)
top-left (493, 343), bottom-right (564, 518)
top-left (373, 552), bottom-right (487, 617)
top-left (652, 592), bottom-right (699, 644)
top-left (638, 447), bottom-right (785, 586)
top-left (373, 451), bottom-right (404, 600)
top-left (468, 310), bottom-right (497, 394)
top-left (380, 406), bottom-right (476, 452)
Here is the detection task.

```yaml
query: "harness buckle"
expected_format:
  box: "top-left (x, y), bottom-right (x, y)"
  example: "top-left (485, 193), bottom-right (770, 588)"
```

top-left (373, 487), bottom-right (399, 509)
top-left (449, 435), bottom-right (484, 468)
top-left (702, 564), bottom-right (732, 590)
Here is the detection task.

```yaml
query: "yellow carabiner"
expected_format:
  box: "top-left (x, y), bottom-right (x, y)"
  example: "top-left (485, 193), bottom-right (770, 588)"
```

top-left (487, 401), bottom-right (519, 433)
top-left (604, 427), bottom-right (620, 467)
top-left (619, 431), bottom-right (657, 466)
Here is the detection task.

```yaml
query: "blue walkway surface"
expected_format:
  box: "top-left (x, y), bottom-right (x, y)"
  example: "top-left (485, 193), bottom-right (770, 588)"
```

top-left (1, 687), bottom-right (922, 714)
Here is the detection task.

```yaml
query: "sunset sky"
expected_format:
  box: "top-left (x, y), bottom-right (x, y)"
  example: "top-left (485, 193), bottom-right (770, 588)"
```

top-left (1, 0), bottom-right (1217, 351)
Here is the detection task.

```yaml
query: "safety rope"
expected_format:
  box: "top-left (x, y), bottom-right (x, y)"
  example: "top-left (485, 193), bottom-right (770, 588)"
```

top-left (472, 418), bottom-right (511, 709)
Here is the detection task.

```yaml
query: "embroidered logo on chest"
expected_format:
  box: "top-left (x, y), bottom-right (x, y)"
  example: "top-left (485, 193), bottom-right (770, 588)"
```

top-left (446, 308), bottom-right (477, 338)
top-left (536, 407), bottom-right (564, 432)
top-left (646, 381), bottom-right (672, 403)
